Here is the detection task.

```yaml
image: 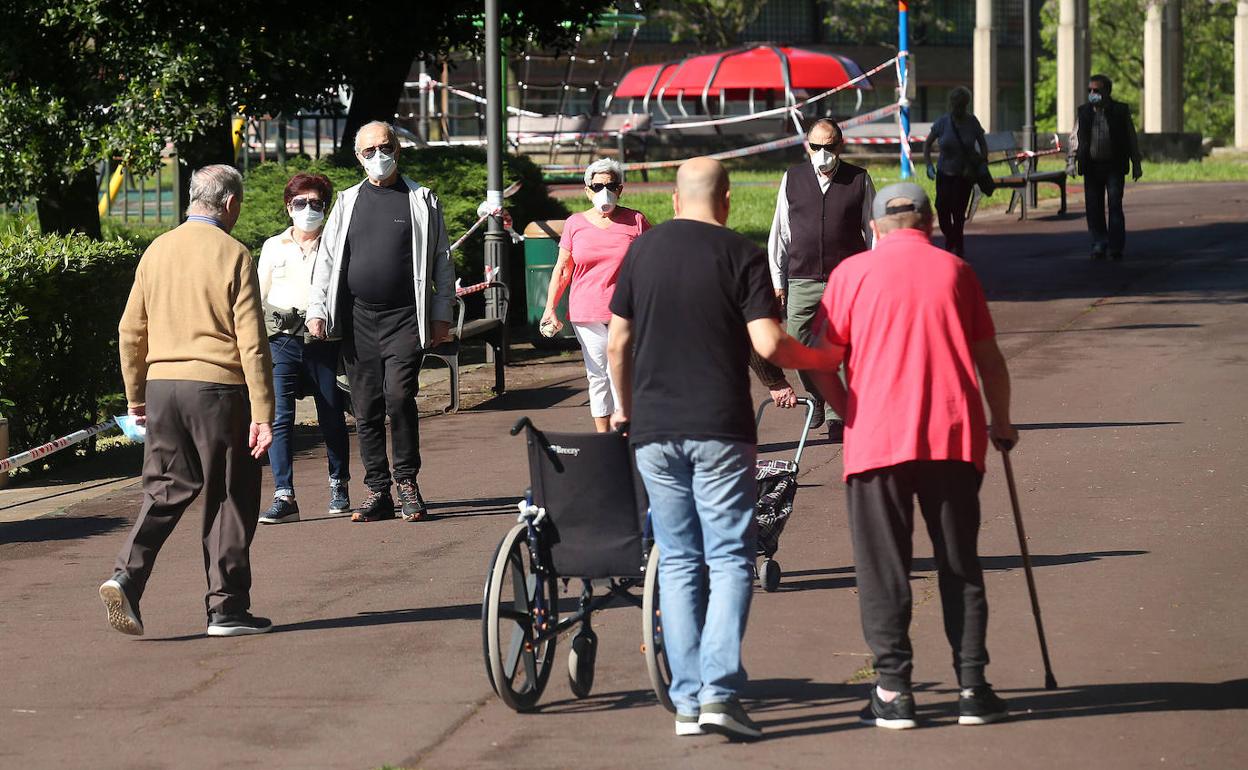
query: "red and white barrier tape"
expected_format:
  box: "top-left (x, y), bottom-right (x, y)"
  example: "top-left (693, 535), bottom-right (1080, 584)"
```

top-left (0, 420), bottom-right (117, 474)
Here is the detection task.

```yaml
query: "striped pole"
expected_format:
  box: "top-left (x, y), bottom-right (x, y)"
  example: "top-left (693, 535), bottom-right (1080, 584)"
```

top-left (898, 0), bottom-right (912, 179)
top-left (0, 420), bottom-right (117, 475)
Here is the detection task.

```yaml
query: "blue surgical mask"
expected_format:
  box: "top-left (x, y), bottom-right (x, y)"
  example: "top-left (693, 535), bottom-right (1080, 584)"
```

top-left (1088, 92), bottom-right (1104, 104)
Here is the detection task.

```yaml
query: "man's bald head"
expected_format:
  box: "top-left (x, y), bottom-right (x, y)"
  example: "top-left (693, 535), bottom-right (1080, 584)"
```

top-left (673, 157), bottom-right (731, 225)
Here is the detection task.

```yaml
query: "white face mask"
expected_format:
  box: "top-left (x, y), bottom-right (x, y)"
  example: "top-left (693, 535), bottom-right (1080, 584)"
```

top-left (812, 148), bottom-right (838, 173)
top-left (291, 207), bottom-right (324, 233)
top-left (1088, 92), bottom-right (1104, 105)
top-left (592, 188), bottom-right (618, 214)
top-left (361, 150), bottom-right (397, 181)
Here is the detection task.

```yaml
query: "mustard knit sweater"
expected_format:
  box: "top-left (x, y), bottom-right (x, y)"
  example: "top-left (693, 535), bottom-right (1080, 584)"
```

top-left (118, 221), bottom-right (275, 422)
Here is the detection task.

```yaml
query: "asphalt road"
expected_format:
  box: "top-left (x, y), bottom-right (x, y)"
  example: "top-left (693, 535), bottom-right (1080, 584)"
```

top-left (2, 182), bottom-right (1244, 769)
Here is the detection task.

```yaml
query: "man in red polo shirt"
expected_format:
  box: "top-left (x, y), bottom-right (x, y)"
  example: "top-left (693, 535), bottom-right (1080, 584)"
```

top-left (810, 183), bottom-right (1018, 730)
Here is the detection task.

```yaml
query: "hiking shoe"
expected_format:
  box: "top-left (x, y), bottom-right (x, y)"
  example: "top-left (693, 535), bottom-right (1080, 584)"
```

top-left (1109, 250), bottom-right (1124, 261)
top-left (807, 397), bottom-right (826, 430)
top-left (859, 688), bottom-right (917, 730)
top-left (698, 699), bottom-right (763, 740)
top-left (397, 480), bottom-right (428, 522)
top-left (675, 712), bottom-right (706, 736)
top-left (99, 575), bottom-right (143, 636)
top-left (958, 685), bottom-right (1010, 725)
top-left (351, 489), bottom-right (396, 522)
top-left (328, 481), bottom-right (351, 514)
top-left (259, 496), bottom-right (300, 525)
top-left (826, 418), bottom-right (845, 443)
top-left (1090, 249), bottom-right (1106, 260)
top-left (207, 612), bottom-right (273, 637)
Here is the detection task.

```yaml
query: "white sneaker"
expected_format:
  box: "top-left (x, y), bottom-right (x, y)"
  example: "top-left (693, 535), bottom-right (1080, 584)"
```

top-left (675, 713), bottom-right (705, 736)
top-left (99, 577), bottom-right (143, 636)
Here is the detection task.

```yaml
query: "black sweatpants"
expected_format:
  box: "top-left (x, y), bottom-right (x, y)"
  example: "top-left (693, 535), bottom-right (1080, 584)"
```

top-left (344, 299), bottom-right (424, 492)
top-left (846, 460), bottom-right (989, 692)
top-left (115, 380), bottom-right (261, 617)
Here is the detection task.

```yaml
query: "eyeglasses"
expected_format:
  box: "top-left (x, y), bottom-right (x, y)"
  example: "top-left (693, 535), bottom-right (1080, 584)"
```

top-left (587, 182), bottom-right (622, 193)
top-left (358, 143), bottom-right (395, 159)
top-left (290, 196), bottom-right (326, 212)
top-left (809, 142), bottom-right (840, 152)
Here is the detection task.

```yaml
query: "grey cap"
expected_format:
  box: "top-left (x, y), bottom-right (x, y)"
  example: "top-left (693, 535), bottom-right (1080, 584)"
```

top-left (872, 182), bottom-right (932, 220)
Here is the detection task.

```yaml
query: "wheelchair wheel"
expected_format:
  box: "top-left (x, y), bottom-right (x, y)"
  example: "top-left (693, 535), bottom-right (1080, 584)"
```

top-left (567, 627), bottom-right (598, 699)
top-left (761, 558), bottom-right (782, 593)
top-left (641, 544), bottom-right (676, 713)
top-left (484, 523), bottom-right (558, 711)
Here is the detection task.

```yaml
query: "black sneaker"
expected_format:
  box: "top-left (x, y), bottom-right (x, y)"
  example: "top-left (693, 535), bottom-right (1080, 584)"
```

top-left (328, 481), bottom-right (350, 514)
top-left (859, 688), bottom-right (917, 729)
top-left (958, 685), bottom-right (1009, 725)
top-left (99, 574), bottom-right (143, 636)
top-left (351, 488), bottom-right (396, 522)
top-left (1090, 248), bottom-right (1106, 260)
top-left (808, 397), bottom-right (826, 430)
top-left (1109, 250), bottom-right (1124, 261)
top-left (396, 480), bottom-right (428, 522)
top-left (259, 496), bottom-right (300, 525)
top-left (698, 699), bottom-right (763, 740)
top-left (826, 418), bottom-right (845, 443)
top-left (207, 612), bottom-right (273, 637)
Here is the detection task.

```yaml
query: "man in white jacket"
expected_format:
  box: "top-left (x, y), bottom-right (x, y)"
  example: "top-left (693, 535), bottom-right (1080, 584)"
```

top-left (306, 121), bottom-right (455, 522)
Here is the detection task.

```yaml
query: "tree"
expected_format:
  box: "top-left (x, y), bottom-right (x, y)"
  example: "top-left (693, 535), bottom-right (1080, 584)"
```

top-left (651, 0), bottom-right (770, 49)
top-left (823, 0), bottom-right (954, 48)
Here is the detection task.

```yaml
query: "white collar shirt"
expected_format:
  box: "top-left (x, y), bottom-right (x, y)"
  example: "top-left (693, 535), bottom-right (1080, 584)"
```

top-left (257, 226), bottom-right (321, 311)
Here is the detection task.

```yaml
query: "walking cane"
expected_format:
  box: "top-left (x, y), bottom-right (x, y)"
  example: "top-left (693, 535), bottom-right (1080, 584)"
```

top-left (997, 440), bottom-right (1058, 690)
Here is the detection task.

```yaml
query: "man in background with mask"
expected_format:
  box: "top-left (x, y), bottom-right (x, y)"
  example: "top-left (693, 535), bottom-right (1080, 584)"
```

top-left (767, 118), bottom-right (875, 439)
top-left (1066, 74), bottom-right (1144, 260)
top-left (306, 121), bottom-right (455, 523)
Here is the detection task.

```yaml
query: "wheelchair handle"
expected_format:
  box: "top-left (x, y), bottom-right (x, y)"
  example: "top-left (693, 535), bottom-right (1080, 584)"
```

top-left (755, 396), bottom-right (818, 467)
top-left (510, 417), bottom-right (534, 436)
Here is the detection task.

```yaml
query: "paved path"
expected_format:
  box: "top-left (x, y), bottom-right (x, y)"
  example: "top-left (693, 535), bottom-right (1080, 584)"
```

top-left (2, 183), bottom-right (1245, 769)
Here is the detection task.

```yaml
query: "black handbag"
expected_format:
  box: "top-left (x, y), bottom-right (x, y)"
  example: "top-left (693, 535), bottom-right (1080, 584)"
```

top-left (949, 117), bottom-right (996, 196)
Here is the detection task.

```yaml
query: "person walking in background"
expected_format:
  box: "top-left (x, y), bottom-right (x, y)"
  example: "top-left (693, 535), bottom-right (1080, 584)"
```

top-left (767, 118), bottom-right (874, 440)
top-left (256, 172), bottom-right (351, 525)
top-left (923, 86), bottom-right (989, 257)
top-left (808, 183), bottom-right (1016, 729)
top-left (101, 164), bottom-right (275, 638)
top-left (540, 158), bottom-right (650, 432)
top-left (608, 158), bottom-right (839, 740)
top-left (1067, 74), bottom-right (1144, 260)
top-left (306, 121), bottom-right (455, 523)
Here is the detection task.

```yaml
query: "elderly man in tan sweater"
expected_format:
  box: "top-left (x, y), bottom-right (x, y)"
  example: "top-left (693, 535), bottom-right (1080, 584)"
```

top-left (99, 164), bottom-right (277, 638)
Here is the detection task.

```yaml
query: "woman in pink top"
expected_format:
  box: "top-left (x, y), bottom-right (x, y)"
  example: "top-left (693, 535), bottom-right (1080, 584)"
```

top-left (541, 158), bottom-right (651, 431)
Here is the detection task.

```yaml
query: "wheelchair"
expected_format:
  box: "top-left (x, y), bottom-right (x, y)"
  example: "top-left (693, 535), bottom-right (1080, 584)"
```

top-left (481, 417), bottom-right (673, 712)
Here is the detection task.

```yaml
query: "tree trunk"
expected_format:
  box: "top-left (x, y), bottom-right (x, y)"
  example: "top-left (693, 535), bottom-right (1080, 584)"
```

top-left (36, 168), bottom-right (102, 239)
top-left (339, 44), bottom-right (419, 157)
top-left (176, 119), bottom-right (236, 222)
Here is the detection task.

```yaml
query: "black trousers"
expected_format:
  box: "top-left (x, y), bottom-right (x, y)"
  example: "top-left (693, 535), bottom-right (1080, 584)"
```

top-left (115, 380), bottom-right (261, 617)
top-left (1084, 160), bottom-right (1127, 253)
top-left (935, 173), bottom-right (975, 256)
top-left (344, 299), bottom-right (423, 491)
top-left (846, 460), bottom-right (989, 692)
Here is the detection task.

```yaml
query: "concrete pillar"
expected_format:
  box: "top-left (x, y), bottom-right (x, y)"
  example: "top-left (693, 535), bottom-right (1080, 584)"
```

top-left (1057, 0), bottom-right (1091, 134)
top-left (1143, 0), bottom-right (1183, 133)
top-left (973, 0), bottom-right (996, 130)
top-left (1237, 1), bottom-right (1248, 148)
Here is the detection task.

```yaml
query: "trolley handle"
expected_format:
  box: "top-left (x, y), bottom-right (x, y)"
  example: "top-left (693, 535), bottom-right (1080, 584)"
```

top-left (755, 396), bottom-right (818, 467)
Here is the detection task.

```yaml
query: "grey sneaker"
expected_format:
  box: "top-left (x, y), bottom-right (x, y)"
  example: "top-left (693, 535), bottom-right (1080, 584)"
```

top-left (675, 712), bottom-right (705, 737)
top-left (328, 481), bottom-right (350, 514)
top-left (859, 687), bottom-right (917, 729)
top-left (958, 685), bottom-right (1009, 725)
top-left (698, 699), bottom-right (762, 740)
top-left (259, 496), bottom-right (300, 525)
top-left (99, 575), bottom-right (143, 636)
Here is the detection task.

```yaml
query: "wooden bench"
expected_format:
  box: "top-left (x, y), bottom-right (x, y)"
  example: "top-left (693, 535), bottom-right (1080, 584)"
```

top-left (978, 131), bottom-right (1068, 220)
top-left (422, 281), bottom-right (510, 414)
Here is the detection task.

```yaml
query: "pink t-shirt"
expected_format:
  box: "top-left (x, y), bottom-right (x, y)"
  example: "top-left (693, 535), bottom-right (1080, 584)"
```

top-left (815, 229), bottom-right (996, 480)
top-left (559, 208), bottom-right (650, 323)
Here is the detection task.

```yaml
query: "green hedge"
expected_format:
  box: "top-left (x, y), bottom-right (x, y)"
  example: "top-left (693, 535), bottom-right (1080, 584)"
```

top-left (0, 229), bottom-right (140, 459)
top-left (231, 148), bottom-right (571, 281)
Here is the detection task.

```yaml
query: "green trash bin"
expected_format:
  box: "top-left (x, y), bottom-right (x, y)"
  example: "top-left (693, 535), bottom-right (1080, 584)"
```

top-left (524, 220), bottom-right (576, 345)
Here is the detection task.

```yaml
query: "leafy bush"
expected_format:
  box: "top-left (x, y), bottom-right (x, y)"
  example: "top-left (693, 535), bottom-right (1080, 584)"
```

top-left (0, 228), bottom-right (140, 459)
top-left (231, 148), bottom-right (570, 281)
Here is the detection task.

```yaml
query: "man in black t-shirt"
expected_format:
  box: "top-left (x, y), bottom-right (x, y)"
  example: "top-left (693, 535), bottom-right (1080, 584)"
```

top-left (607, 157), bottom-right (839, 740)
top-left (307, 121), bottom-right (456, 523)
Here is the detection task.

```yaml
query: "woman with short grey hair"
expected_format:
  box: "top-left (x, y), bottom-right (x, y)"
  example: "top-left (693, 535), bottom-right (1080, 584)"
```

top-left (541, 157), bottom-right (650, 432)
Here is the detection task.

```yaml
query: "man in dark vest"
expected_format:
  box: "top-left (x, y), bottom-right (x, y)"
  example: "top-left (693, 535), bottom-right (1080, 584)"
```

top-left (768, 118), bottom-right (875, 438)
top-left (1066, 74), bottom-right (1143, 260)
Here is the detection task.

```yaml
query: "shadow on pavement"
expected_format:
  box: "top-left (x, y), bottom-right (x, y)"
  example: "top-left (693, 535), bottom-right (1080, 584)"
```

top-left (467, 379), bottom-right (583, 413)
top-left (998, 322), bottom-right (1203, 335)
top-left (1000, 678), bottom-right (1248, 720)
top-left (1015, 420), bottom-right (1180, 431)
top-left (0, 514), bottom-right (127, 545)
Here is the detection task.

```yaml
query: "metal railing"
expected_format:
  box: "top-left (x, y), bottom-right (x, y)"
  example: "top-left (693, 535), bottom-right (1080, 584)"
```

top-left (96, 154), bottom-right (180, 225)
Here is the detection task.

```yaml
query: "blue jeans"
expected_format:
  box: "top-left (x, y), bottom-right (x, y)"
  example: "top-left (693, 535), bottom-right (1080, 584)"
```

top-left (268, 335), bottom-right (350, 497)
top-left (634, 439), bottom-right (757, 716)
